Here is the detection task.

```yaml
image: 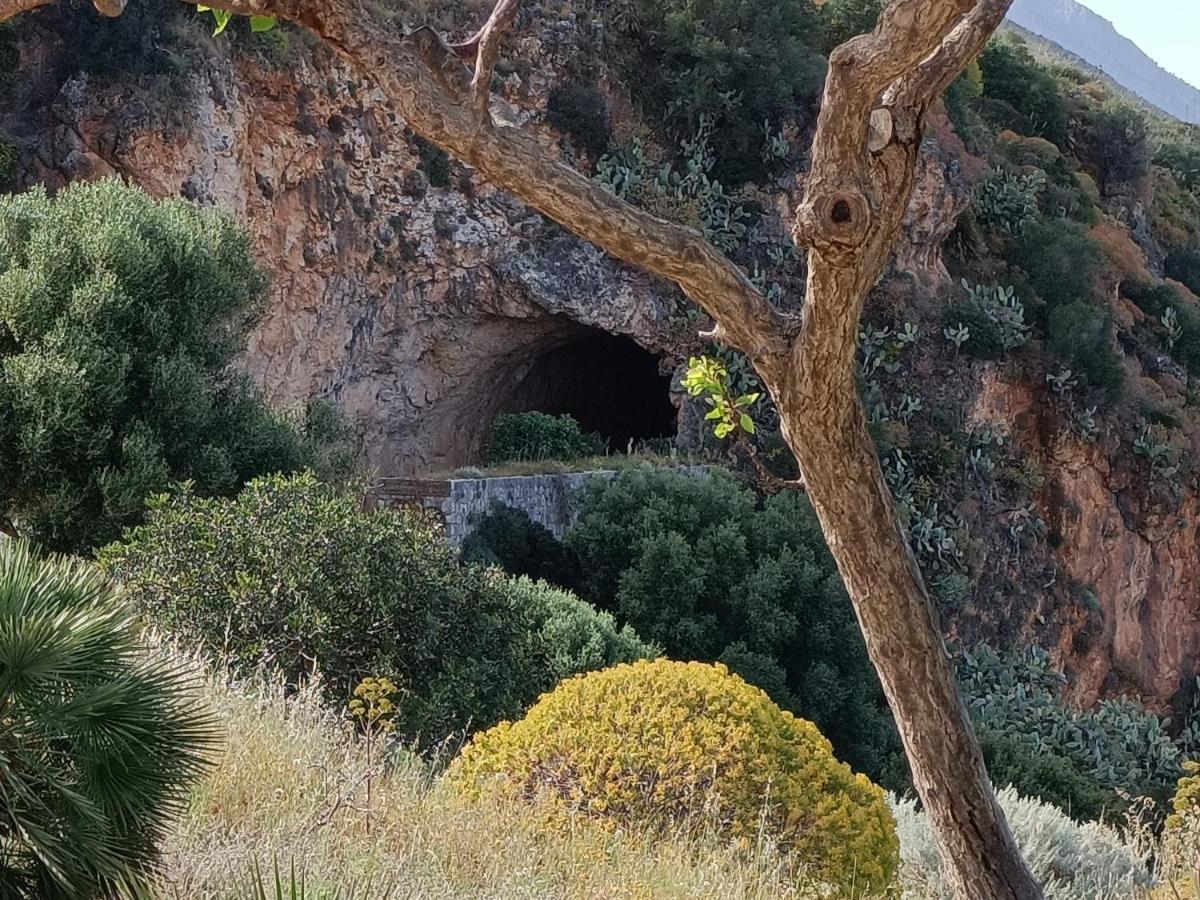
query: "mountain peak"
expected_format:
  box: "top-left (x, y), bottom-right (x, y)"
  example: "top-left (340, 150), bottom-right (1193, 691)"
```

top-left (1007, 0), bottom-right (1200, 124)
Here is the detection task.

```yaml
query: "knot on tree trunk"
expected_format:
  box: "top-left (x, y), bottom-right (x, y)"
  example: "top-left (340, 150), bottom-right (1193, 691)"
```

top-left (793, 189), bottom-right (872, 256)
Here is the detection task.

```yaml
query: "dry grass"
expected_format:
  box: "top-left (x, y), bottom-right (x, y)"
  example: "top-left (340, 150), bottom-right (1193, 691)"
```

top-left (154, 666), bottom-right (817, 900)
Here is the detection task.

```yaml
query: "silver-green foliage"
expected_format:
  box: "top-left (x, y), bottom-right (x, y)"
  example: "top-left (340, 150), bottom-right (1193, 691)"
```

top-left (0, 539), bottom-right (217, 899)
top-left (890, 787), bottom-right (1151, 900)
top-left (960, 645), bottom-right (1186, 795)
top-left (976, 167), bottom-right (1046, 236)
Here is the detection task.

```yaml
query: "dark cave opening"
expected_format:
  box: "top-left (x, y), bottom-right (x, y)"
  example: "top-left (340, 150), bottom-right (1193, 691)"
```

top-left (501, 330), bottom-right (678, 452)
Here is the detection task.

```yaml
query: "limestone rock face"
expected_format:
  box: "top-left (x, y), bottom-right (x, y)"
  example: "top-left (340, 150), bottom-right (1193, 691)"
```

top-left (969, 371), bottom-right (1200, 707)
top-left (10, 12), bottom-right (686, 474)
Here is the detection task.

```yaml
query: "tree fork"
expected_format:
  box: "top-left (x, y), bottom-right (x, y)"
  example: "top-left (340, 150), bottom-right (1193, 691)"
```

top-left (0, 0), bottom-right (1041, 896)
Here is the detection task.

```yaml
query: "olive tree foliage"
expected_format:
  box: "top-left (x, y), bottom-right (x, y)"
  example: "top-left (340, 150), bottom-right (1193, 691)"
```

top-left (6, 1), bottom-right (1041, 897)
top-left (0, 179), bottom-right (351, 552)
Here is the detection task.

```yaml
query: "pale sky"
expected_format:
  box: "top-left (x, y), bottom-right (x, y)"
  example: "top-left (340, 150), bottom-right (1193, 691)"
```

top-left (1076, 0), bottom-right (1200, 89)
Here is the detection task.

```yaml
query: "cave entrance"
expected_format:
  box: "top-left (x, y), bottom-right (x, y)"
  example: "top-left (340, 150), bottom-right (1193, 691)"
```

top-left (501, 330), bottom-right (678, 452)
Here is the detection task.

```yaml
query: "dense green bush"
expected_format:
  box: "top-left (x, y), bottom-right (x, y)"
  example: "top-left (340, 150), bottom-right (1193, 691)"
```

top-left (100, 473), bottom-right (653, 745)
top-left (486, 412), bottom-right (603, 464)
top-left (1008, 217), bottom-right (1102, 308)
top-left (978, 39), bottom-right (1068, 145)
top-left (461, 504), bottom-right (582, 586)
top-left (0, 179), bottom-right (350, 553)
top-left (555, 467), bottom-right (898, 778)
top-left (1155, 139), bottom-right (1200, 193)
top-left (546, 83), bottom-right (612, 158)
top-left (1165, 247), bottom-right (1200, 297)
top-left (819, 0), bottom-right (882, 51)
top-left (451, 659), bottom-right (900, 896)
top-left (1074, 102), bottom-right (1151, 191)
top-left (977, 727), bottom-right (1120, 822)
top-left (0, 539), bottom-right (217, 898)
top-left (943, 282), bottom-right (1030, 359)
top-left (624, 0), bottom-right (826, 184)
top-left (1046, 300), bottom-right (1123, 397)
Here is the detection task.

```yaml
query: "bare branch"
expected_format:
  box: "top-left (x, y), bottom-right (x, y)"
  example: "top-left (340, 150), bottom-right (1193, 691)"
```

top-left (889, 0), bottom-right (1016, 109)
top-left (450, 0), bottom-right (522, 121)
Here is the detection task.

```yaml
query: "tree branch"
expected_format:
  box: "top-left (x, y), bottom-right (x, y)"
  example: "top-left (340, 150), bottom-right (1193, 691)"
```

top-left (168, 0), bottom-right (789, 362)
top-left (889, 0), bottom-right (1016, 109)
top-left (450, 0), bottom-right (522, 121)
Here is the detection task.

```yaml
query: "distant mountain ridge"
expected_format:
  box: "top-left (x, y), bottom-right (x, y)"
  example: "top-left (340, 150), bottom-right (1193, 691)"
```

top-left (1006, 0), bottom-right (1200, 125)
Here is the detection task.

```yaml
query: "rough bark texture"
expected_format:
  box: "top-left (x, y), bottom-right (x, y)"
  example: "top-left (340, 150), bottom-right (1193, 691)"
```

top-left (1, 0), bottom-right (1042, 896)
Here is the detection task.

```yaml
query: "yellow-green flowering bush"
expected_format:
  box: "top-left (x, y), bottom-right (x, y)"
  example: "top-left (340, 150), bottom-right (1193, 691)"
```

top-left (448, 659), bottom-right (898, 895)
top-left (1167, 759), bottom-right (1200, 830)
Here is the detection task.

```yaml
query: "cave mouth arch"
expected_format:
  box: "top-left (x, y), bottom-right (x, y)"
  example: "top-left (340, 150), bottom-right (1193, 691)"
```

top-left (498, 329), bottom-right (678, 454)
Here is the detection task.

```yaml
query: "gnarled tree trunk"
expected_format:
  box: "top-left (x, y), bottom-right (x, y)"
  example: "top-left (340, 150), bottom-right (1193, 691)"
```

top-left (0, 0), bottom-right (1043, 896)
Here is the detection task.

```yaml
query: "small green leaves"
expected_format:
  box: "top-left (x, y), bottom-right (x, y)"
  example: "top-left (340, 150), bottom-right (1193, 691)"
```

top-left (683, 355), bottom-right (760, 442)
top-left (196, 6), bottom-right (278, 36)
top-left (196, 5), bottom-right (233, 35)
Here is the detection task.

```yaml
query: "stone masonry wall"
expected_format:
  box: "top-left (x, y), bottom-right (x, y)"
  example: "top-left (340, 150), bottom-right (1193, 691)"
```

top-left (377, 467), bottom-right (708, 545)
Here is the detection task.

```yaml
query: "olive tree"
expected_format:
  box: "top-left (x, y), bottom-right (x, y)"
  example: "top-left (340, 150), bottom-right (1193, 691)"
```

top-left (0, 0), bottom-right (1040, 895)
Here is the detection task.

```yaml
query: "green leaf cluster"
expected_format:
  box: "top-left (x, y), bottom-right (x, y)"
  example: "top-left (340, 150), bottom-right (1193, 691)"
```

top-left (0, 539), bottom-right (217, 898)
top-left (682, 355), bottom-right (759, 439)
top-left (0, 179), bottom-right (350, 552)
top-left (99, 473), bottom-right (653, 747)
top-left (197, 5), bottom-right (276, 36)
top-left (486, 412), bottom-right (603, 464)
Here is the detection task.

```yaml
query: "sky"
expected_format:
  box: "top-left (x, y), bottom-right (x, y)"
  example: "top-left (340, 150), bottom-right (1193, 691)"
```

top-left (1076, 0), bottom-right (1200, 89)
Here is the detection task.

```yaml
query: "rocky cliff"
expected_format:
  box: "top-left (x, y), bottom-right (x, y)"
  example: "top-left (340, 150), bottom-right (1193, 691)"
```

top-left (4, 3), bottom-right (1199, 711)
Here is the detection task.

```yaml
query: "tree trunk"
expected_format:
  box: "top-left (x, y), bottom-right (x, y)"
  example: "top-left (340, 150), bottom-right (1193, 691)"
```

top-left (763, 365), bottom-right (1043, 898)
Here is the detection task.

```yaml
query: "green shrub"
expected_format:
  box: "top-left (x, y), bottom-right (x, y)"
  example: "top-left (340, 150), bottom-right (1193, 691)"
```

top-left (977, 727), bottom-right (1120, 822)
top-left (450, 659), bottom-right (900, 896)
top-left (819, 0), bottom-right (882, 51)
top-left (546, 84), bottom-right (612, 158)
top-left (1074, 101), bottom-right (1151, 191)
top-left (563, 467), bottom-right (899, 778)
top-left (461, 504), bottom-right (581, 587)
top-left (891, 787), bottom-right (1151, 899)
top-left (1166, 247), bottom-right (1200, 297)
top-left (1046, 300), bottom-right (1123, 398)
top-left (1008, 217), bottom-right (1103, 308)
top-left (486, 412), bottom-right (603, 464)
top-left (99, 473), bottom-right (652, 746)
top-left (1124, 280), bottom-right (1200, 375)
top-left (979, 38), bottom-right (1068, 145)
top-left (0, 539), bottom-right (217, 898)
top-left (1155, 139), bottom-right (1200, 193)
top-left (623, 0), bottom-right (827, 184)
top-left (975, 167), bottom-right (1044, 236)
top-left (0, 179), bottom-right (351, 553)
top-left (943, 282), bottom-right (1030, 359)
top-left (498, 576), bottom-right (656, 685)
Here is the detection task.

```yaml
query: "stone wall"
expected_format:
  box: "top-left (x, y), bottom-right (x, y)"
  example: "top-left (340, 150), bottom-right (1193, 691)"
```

top-left (377, 467), bottom-right (707, 545)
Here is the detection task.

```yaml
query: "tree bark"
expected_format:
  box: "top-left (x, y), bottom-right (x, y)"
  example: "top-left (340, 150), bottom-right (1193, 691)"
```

top-left (0, 0), bottom-right (1043, 896)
